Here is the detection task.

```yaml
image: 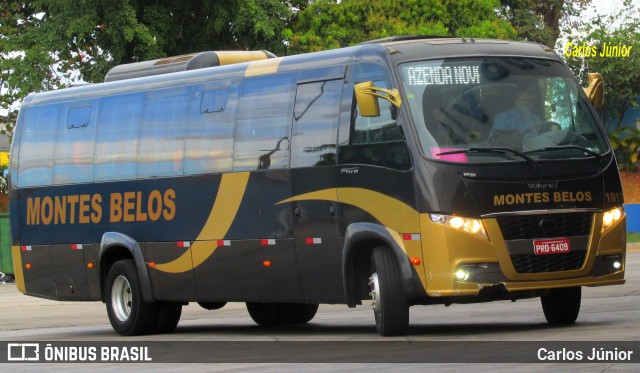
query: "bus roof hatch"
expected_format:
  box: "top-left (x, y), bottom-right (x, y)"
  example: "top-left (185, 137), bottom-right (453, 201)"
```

top-left (104, 50), bottom-right (277, 82)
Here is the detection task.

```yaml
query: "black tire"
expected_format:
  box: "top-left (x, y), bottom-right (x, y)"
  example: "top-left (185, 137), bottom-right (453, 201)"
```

top-left (246, 302), bottom-right (319, 326)
top-left (246, 302), bottom-right (281, 326)
top-left (105, 259), bottom-right (158, 336)
top-left (279, 303), bottom-right (319, 325)
top-left (541, 287), bottom-right (581, 324)
top-left (370, 246), bottom-right (409, 336)
top-left (153, 301), bottom-right (182, 334)
top-left (198, 301), bottom-right (227, 310)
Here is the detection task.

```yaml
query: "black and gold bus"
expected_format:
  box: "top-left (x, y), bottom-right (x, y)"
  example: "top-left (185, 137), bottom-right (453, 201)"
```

top-left (9, 37), bottom-right (626, 336)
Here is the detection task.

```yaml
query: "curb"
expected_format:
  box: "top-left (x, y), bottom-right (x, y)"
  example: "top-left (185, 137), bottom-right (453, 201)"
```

top-left (626, 243), bottom-right (640, 252)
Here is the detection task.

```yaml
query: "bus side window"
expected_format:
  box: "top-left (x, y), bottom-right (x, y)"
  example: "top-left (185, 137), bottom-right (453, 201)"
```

top-left (94, 93), bottom-right (143, 181)
top-left (138, 87), bottom-right (189, 178)
top-left (185, 84), bottom-right (236, 175)
top-left (200, 89), bottom-right (229, 113)
top-left (338, 63), bottom-right (410, 170)
top-left (17, 105), bottom-right (59, 187)
top-left (53, 104), bottom-right (97, 184)
top-left (291, 80), bottom-right (342, 168)
top-left (233, 73), bottom-right (295, 171)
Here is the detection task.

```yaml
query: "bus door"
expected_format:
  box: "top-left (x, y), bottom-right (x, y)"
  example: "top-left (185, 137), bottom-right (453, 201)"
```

top-left (337, 62), bottom-right (416, 252)
top-left (290, 75), bottom-right (345, 302)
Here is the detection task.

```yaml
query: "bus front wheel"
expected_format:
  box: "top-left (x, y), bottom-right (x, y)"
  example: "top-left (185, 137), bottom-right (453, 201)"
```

top-left (105, 259), bottom-right (158, 336)
top-left (541, 286), bottom-right (581, 324)
top-left (369, 246), bottom-right (409, 336)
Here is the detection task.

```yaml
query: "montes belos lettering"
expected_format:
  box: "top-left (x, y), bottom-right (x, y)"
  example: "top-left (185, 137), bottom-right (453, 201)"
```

top-left (494, 191), bottom-right (592, 206)
top-left (26, 189), bottom-right (176, 225)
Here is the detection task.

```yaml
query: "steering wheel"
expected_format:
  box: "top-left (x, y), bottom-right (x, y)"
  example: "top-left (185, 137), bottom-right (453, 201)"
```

top-left (523, 121), bottom-right (562, 137)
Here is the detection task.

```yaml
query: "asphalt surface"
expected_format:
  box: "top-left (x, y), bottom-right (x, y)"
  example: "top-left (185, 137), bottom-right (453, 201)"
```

top-left (0, 249), bottom-right (638, 372)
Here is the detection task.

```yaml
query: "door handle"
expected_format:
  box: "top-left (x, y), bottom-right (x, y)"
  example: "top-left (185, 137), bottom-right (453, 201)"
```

top-left (294, 207), bottom-right (301, 218)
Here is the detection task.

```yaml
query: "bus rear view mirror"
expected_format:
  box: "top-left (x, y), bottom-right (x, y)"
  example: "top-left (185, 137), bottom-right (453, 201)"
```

top-left (584, 72), bottom-right (603, 109)
top-left (355, 81), bottom-right (402, 117)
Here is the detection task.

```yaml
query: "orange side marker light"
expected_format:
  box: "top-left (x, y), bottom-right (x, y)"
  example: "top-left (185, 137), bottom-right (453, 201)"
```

top-left (410, 257), bottom-right (421, 265)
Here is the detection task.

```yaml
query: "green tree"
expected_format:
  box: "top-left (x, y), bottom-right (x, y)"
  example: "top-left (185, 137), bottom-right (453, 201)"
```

top-left (286, 0), bottom-right (517, 53)
top-left (1, 2), bottom-right (56, 136)
top-left (563, 0), bottom-right (640, 131)
top-left (498, 0), bottom-right (591, 47)
top-left (1, 0), bottom-right (292, 132)
top-left (608, 126), bottom-right (640, 171)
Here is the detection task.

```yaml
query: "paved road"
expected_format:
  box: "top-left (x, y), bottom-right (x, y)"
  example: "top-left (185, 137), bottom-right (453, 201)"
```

top-left (1, 252), bottom-right (638, 372)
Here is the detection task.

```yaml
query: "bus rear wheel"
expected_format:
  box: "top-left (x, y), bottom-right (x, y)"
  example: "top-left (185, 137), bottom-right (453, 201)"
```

top-left (370, 246), bottom-right (409, 336)
top-left (105, 259), bottom-right (158, 336)
top-left (541, 286), bottom-right (581, 324)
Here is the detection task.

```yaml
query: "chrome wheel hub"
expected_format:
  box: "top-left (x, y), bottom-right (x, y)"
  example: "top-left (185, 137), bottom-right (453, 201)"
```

top-left (369, 272), bottom-right (380, 312)
top-left (111, 275), bottom-right (132, 322)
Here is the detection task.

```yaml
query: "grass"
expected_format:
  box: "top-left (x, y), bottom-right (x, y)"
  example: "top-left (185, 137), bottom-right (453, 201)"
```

top-left (627, 232), bottom-right (640, 243)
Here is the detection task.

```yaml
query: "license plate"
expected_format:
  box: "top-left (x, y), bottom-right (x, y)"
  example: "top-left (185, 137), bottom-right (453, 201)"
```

top-left (533, 238), bottom-right (570, 255)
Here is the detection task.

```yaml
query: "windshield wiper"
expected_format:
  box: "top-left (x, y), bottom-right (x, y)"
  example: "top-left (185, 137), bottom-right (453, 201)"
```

top-left (436, 147), bottom-right (539, 170)
top-left (523, 145), bottom-right (603, 160)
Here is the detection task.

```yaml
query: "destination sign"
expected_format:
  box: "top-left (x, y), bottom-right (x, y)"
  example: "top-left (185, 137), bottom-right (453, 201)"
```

top-left (405, 65), bottom-right (480, 86)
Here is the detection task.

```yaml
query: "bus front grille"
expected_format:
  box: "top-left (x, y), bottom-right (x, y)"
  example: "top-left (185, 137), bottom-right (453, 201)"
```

top-left (496, 212), bottom-right (593, 240)
top-left (510, 251), bottom-right (587, 273)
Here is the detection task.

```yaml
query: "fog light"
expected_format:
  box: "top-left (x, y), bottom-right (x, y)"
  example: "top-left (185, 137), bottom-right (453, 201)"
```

top-left (455, 269), bottom-right (470, 281)
top-left (603, 254), bottom-right (623, 272)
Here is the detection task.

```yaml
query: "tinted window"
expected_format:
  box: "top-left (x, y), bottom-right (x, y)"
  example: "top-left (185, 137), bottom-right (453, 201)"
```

top-left (185, 83), bottom-right (236, 174)
top-left (291, 80), bottom-right (342, 168)
top-left (67, 105), bottom-right (91, 128)
top-left (339, 63), bottom-right (411, 170)
top-left (233, 74), bottom-right (295, 171)
top-left (200, 89), bottom-right (229, 113)
top-left (94, 93), bottom-right (143, 181)
top-left (54, 103), bottom-right (97, 184)
top-left (399, 58), bottom-right (609, 162)
top-left (138, 87), bottom-right (189, 178)
top-left (17, 105), bottom-right (59, 187)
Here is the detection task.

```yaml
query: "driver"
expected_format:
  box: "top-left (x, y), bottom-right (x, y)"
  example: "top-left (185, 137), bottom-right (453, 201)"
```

top-left (490, 89), bottom-right (540, 139)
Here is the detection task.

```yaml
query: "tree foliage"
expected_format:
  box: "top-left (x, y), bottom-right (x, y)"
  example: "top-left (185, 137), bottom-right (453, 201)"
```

top-left (608, 126), bottom-right (640, 171)
top-left (1, 2), bottom-right (55, 135)
top-left (287, 0), bottom-right (517, 53)
top-left (498, 0), bottom-right (590, 47)
top-left (563, 0), bottom-right (640, 131)
top-left (0, 0), bottom-right (611, 142)
top-left (1, 0), bottom-right (292, 133)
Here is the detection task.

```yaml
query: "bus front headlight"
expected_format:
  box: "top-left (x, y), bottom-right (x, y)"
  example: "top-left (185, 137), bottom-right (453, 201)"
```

top-left (602, 207), bottom-right (624, 232)
top-left (430, 214), bottom-right (488, 239)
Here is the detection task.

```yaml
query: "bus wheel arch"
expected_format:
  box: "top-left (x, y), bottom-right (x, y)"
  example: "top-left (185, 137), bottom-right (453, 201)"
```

top-left (98, 232), bottom-right (154, 304)
top-left (342, 223), bottom-right (420, 308)
top-left (343, 238), bottom-right (376, 307)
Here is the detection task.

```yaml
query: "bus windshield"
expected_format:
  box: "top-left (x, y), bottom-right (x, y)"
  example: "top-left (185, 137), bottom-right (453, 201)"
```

top-left (399, 57), bottom-right (609, 163)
